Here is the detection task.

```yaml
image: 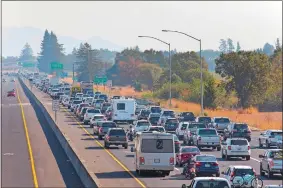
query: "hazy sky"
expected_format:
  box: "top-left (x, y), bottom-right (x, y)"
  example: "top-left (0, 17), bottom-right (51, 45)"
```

top-left (2, 1), bottom-right (282, 52)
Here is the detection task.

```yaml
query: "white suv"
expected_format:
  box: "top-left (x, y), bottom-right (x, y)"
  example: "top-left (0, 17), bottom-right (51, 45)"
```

top-left (221, 138), bottom-right (251, 160)
top-left (259, 130), bottom-right (282, 148)
top-left (182, 177), bottom-right (231, 188)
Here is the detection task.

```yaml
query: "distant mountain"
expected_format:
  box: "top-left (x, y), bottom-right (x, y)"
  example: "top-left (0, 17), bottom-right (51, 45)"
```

top-left (2, 26), bottom-right (124, 56)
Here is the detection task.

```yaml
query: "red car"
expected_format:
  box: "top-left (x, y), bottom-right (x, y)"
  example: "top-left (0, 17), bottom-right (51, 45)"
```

top-left (176, 146), bottom-right (200, 167)
top-left (7, 90), bottom-right (16, 97)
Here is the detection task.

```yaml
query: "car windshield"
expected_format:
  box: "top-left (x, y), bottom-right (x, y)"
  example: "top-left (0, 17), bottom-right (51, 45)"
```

top-left (166, 119), bottom-right (178, 124)
top-left (88, 109), bottom-right (100, 113)
top-left (234, 124), bottom-right (248, 130)
top-left (270, 151), bottom-right (283, 159)
top-left (163, 111), bottom-right (174, 117)
top-left (198, 117), bottom-right (212, 123)
top-left (189, 123), bottom-right (206, 129)
top-left (149, 117), bottom-right (159, 123)
top-left (181, 147), bottom-right (200, 153)
top-left (234, 168), bottom-right (254, 176)
top-left (271, 132), bottom-right (283, 136)
top-left (96, 100), bottom-right (104, 103)
top-left (151, 107), bottom-right (161, 113)
top-left (141, 139), bottom-right (173, 153)
top-left (73, 100), bottom-right (82, 104)
top-left (94, 116), bottom-right (104, 120)
top-left (52, 89), bottom-right (59, 92)
top-left (141, 110), bottom-right (151, 115)
top-left (137, 122), bottom-right (150, 127)
top-left (102, 123), bottom-right (116, 128)
top-left (109, 129), bottom-right (126, 136)
top-left (199, 129), bottom-right (217, 135)
top-left (196, 155), bottom-right (216, 162)
top-left (182, 112), bottom-right (194, 117)
top-left (231, 140), bottom-right (248, 145)
top-left (149, 127), bottom-right (165, 132)
top-left (195, 180), bottom-right (230, 188)
top-left (83, 95), bottom-right (88, 97)
top-left (215, 118), bottom-right (230, 123)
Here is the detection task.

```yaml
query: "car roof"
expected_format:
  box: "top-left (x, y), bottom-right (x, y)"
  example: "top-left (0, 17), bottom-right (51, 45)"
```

top-left (109, 127), bottom-right (124, 130)
top-left (149, 126), bottom-right (163, 128)
top-left (267, 149), bottom-right (282, 152)
top-left (230, 165), bottom-right (253, 169)
top-left (227, 138), bottom-right (248, 140)
top-left (268, 130), bottom-right (282, 132)
top-left (138, 120), bottom-right (149, 122)
top-left (193, 177), bottom-right (228, 181)
top-left (214, 117), bottom-right (229, 119)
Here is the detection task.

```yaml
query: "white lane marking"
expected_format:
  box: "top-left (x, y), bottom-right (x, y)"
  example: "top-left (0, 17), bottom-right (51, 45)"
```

top-left (251, 157), bottom-right (260, 163)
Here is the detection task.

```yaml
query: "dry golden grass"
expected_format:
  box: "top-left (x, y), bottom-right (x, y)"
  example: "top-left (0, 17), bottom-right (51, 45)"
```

top-left (61, 77), bottom-right (282, 130)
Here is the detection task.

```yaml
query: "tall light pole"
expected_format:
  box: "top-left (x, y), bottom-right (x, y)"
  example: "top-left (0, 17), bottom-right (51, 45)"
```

top-left (162, 30), bottom-right (204, 115)
top-left (138, 35), bottom-right (172, 107)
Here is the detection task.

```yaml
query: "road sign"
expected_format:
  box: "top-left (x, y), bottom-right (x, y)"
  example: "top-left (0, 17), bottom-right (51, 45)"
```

top-left (52, 100), bottom-right (60, 111)
top-left (22, 62), bottom-right (35, 67)
top-left (106, 80), bottom-right (112, 88)
top-left (60, 72), bottom-right (68, 78)
top-left (94, 75), bottom-right (108, 84)
top-left (73, 77), bottom-right (78, 81)
top-left (50, 62), bottom-right (63, 70)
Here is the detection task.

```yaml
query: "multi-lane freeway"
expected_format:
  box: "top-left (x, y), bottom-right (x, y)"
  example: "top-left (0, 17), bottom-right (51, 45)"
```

top-left (6, 75), bottom-right (281, 188)
top-left (1, 77), bottom-right (83, 187)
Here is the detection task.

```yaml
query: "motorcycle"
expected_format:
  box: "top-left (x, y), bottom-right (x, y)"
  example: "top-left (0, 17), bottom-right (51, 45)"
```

top-left (127, 128), bottom-right (134, 141)
top-left (183, 163), bottom-right (196, 180)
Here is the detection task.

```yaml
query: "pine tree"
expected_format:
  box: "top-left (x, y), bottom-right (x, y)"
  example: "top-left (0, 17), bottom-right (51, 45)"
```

top-left (19, 43), bottom-right (34, 62)
top-left (227, 38), bottom-right (235, 53)
top-left (37, 29), bottom-right (50, 73)
top-left (236, 41), bottom-right (241, 52)
top-left (219, 39), bottom-right (227, 53)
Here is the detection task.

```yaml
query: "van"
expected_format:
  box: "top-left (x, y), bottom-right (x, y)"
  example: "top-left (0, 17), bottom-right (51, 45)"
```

top-left (131, 131), bottom-right (175, 177)
top-left (111, 98), bottom-right (136, 124)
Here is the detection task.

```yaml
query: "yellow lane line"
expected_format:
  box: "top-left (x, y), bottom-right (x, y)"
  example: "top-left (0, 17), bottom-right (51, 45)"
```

top-left (62, 108), bottom-right (146, 188)
top-left (15, 82), bottom-right (39, 188)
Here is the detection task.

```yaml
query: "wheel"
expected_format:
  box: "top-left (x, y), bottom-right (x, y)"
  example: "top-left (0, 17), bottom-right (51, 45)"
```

top-left (104, 143), bottom-right (109, 149)
top-left (267, 166), bottom-right (273, 178)
top-left (124, 144), bottom-right (128, 149)
top-left (98, 135), bottom-right (102, 140)
top-left (83, 121), bottom-right (87, 125)
top-left (90, 124), bottom-right (93, 128)
top-left (188, 140), bottom-right (192, 146)
top-left (216, 172), bottom-right (220, 177)
top-left (165, 171), bottom-right (170, 176)
top-left (138, 170), bottom-right (144, 176)
top-left (183, 139), bottom-right (187, 145)
top-left (226, 153), bottom-right (230, 160)
top-left (217, 146), bottom-right (221, 151)
top-left (221, 150), bottom-right (225, 158)
top-left (247, 137), bottom-right (251, 142)
top-left (259, 139), bottom-right (263, 148)
top-left (179, 161), bottom-right (183, 167)
top-left (266, 140), bottom-right (270, 148)
top-left (246, 156), bottom-right (250, 160)
top-left (260, 164), bottom-right (265, 176)
top-left (251, 177), bottom-right (263, 188)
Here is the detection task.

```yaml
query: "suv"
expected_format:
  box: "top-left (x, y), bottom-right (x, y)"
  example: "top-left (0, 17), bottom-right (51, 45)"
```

top-left (224, 123), bottom-right (251, 142)
top-left (176, 122), bottom-right (189, 140)
top-left (221, 138), bottom-right (251, 160)
top-left (178, 112), bottom-right (195, 122)
top-left (158, 110), bottom-right (175, 126)
top-left (183, 122), bottom-right (206, 146)
top-left (259, 130), bottom-right (283, 148)
top-left (138, 109), bottom-right (151, 120)
top-left (95, 121), bottom-right (118, 140)
top-left (192, 128), bottom-right (221, 151)
top-left (182, 177), bottom-right (231, 188)
top-left (211, 117), bottom-right (231, 134)
top-left (104, 128), bottom-right (128, 149)
top-left (259, 149), bottom-right (283, 178)
top-left (164, 118), bottom-right (179, 134)
top-left (149, 106), bottom-right (162, 114)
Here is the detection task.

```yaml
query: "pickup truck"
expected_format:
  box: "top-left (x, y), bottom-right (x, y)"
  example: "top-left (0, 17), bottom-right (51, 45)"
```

top-left (210, 117), bottom-right (231, 134)
top-left (183, 122), bottom-right (206, 146)
top-left (192, 128), bottom-right (221, 151)
top-left (259, 129), bottom-right (283, 148)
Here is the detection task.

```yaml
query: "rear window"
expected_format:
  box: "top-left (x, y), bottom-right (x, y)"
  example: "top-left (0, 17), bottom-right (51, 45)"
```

top-left (151, 107), bottom-right (161, 113)
top-left (231, 140), bottom-right (248, 145)
top-left (88, 109), bottom-right (100, 113)
top-left (215, 118), bottom-right (230, 123)
top-left (198, 117), bottom-right (212, 123)
top-left (141, 110), bottom-right (151, 115)
top-left (149, 117), bottom-right (159, 122)
top-left (96, 99), bottom-right (104, 103)
top-left (149, 127), bottom-right (165, 132)
top-left (117, 103), bottom-right (125, 110)
top-left (271, 132), bottom-right (283, 136)
top-left (181, 147), bottom-right (200, 153)
top-left (198, 129), bottom-right (217, 135)
top-left (234, 124), bottom-right (248, 130)
top-left (102, 123), bottom-right (117, 128)
top-left (137, 122), bottom-right (151, 127)
top-left (141, 139), bottom-right (173, 153)
top-left (109, 129), bottom-right (126, 136)
top-left (189, 123), bottom-right (206, 129)
top-left (196, 155), bottom-right (216, 162)
top-left (73, 100), bottom-right (82, 104)
top-left (163, 111), bottom-right (175, 117)
top-left (195, 180), bottom-right (229, 188)
top-left (234, 168), bottom-right (254, 176)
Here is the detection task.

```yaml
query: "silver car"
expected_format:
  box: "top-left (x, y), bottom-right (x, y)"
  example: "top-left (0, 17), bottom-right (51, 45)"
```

top-left (259, 149), bottom-right (283, 178)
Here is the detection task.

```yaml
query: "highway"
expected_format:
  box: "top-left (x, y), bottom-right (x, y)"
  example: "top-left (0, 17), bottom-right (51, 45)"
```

top-left (22, 77), bottom-right (283, 188)
top-left (1, 77), bottom-right (83, 187)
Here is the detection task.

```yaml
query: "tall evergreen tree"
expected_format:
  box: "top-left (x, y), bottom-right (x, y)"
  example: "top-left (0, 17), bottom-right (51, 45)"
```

top-left (227, 38), bottom-right (235, 53)
top-left (219, 39), bottom-right (227, 53)
top-left (263, 43), bottom-right (274, 56)
top-left (19, 43), bottom-right (34, 62)
top-left (236, 41), bottom-right (241, 52)
top-left (37, 29), bottom-right (51, 72)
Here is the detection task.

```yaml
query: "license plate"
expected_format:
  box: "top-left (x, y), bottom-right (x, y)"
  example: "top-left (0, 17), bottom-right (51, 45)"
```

top-left (205, 164), bottom-right (210, 167)
top-left (237, 147), bottom-right (242, 150)
top-left (154, 159), bottom-right (160, 163)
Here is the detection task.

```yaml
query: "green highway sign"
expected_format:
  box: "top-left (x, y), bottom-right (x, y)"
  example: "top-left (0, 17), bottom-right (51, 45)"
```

top-left (73, 77), bottom-right (78, 81)
top-left (94, 75), bottom-right (107, 84)
top-left (50, 62), bottom-right (63, 70)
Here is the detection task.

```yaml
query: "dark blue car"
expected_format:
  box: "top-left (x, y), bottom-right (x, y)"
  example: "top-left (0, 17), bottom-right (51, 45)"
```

top-left (194, 155), bottom-right (220, 177)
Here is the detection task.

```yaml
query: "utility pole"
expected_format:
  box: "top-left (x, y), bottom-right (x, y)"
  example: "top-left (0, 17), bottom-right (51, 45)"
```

top-left (72, 63), bottom-right (75, 85)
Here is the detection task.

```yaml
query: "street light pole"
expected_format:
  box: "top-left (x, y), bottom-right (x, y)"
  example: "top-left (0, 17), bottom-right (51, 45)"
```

top-left (162, 30), bottom-right (204, 115)
top-left (138, 35), bottom-right (172, 107)
top-left (72, 63), bottom-right (75, 85)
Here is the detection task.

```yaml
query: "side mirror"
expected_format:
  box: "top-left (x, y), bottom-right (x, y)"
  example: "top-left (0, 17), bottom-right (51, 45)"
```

top-left (260, 132), bottom-right (264, 136)
top-left (259, 154), bottom-right (264, 158)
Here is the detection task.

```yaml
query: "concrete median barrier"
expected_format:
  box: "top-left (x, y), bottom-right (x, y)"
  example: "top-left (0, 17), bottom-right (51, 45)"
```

top-left (18, 77), bottom-right (98, 188)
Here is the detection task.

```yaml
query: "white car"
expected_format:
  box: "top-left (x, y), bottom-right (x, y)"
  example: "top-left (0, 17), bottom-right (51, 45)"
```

top-left (134, 120), bottom-right (151, 134)
top-left (70, 100), bottom-right (82, 112)
top-left (83, 108), bottom-right (102, 124)
top-left (221, 138), bottom-right (251, 160)
top-left (75, 93), bottom-right (83, 99)
top-left (62, 97), bottom-right (70, 106)
top-left (182, 177), bottom-right (231, 188)
top-left (222, 165), bottom-right (256, 188)
top-left (259, 130), bottom-right (282, 148)
top-left (175, 122), bottom-right (189, 140)
top-left (90, 114), bottom-right (106, 128)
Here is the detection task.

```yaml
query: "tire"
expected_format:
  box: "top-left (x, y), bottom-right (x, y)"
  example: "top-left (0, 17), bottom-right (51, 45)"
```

top-left (226, 153), bottom-right (230, 160)
top-left (216, 172), bottom-right (220, 177)
top-left (221, 150), bottom-right (225, 159)
top-left (247, 137), bottom-right (251, 142)
top-left (260, 164), bottom-right (265, 176)
top-left (259, 139), bottom-right (263, 148)
top-left (246, 156), bottom-right (250, 160)
top-left (266, 141), bottom-right (270, 148)
top-left (251, 177), bottom-right (263, 188)
top-left (138, 170), bottom-right (144, 176)
top-left (267, 166), bottom-right (273, 178)
top-left (104, 143), bottom-right (109, 149)
top-left (124, 144), bottom-right (128, 149)
top-left (83, 121), bottom-right (87, 125)
top-left (217, 146), bottom-right (221, 151)
top-left (98, 135), bottom-right (102, 140)
top-left (165, 171), bottom-right (170, 176)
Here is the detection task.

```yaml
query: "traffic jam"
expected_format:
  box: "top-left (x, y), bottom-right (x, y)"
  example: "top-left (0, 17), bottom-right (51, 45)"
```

top-left (19, 70), bottom-right (283, 188)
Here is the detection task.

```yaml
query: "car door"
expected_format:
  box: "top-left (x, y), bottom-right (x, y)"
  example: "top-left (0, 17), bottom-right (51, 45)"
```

top-left (262, 131), bottom-right (269, 144)
top-left (262, 151), bottom-right (269, 170)
top-left (223, 167), bottom-right (231, 182)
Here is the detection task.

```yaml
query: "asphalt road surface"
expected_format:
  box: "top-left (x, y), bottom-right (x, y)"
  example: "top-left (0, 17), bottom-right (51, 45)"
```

top-left (20, 76), bottom-right (283, 188)
top-left (1, 77), bottom-right (83, 187)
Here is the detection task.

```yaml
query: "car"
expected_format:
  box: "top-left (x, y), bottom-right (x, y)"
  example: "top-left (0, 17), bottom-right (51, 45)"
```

top-left (76, 103), bottom-right (90, 117)
top-left (195, 116), bottom-right (212, 127)
top-left (79, 107), bottom-right (90, 121)
top-left (176, 122), bottom-right (189, 140)
top-left (95, 121), bottom-right (118, 140)
top-left (192, 154), bottom-right (220, 177)
top-left (164, 118), bottom-right (179, 134)
top-left (134, 120), bottom-right (151, 134)
top-left (158, 110), bottom-right (175, 126)
top-left (7, 90), bottom-right (16, 97)
top-left (259, 149), bottom-right (283, 178)
top-left (192, 128), bottom-right (221, 151)
top-left (104, 128), bottom-right (128, 149)
top-left (277, 139), bottom-right (282, 149)
top-left (176, 146), bottom-right (200, 166)
top-left (147, 126), bottom-right (165, 133)
top-left (149, 106), bottom-right (162, 114)
top-left (173, 134), bottom-right (181, 153)
top-left (182, 177), bottom-right (231, 188)
top-left (183, 122), bottom-right (206, 145)
top-left (138, 109), bottom-right (151, 120)
top-left (221, 138), bottom-right (251, 160)
top-left (90, 114), bottom-right (106, 128)
top-left (83, 108), bottom-right (101, 125)
top-left (178, 112), bottom-right (195, 122)
top-left (264, 185), bottom-right (283, 188)
top-left (259, 130), bottom-right (283, 148)
top-left (222, 165), bottom-right (256, 188)
top-left (135, 104), bottom-right (146, 115)
top-left (70, 100), bottom-right (82, 112)
top-left (223, 123), bottom-right (251, 142)
top-left (210, 117), bottom-right (231, 134)
top-left (101, 102), bottom-right (111, 114)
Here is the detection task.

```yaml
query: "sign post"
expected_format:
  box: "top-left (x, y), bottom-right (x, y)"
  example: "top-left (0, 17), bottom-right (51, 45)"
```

top-left (106, 80), bottom-right (112, 97)
top-left (52, 99), bottom-right (60, 122)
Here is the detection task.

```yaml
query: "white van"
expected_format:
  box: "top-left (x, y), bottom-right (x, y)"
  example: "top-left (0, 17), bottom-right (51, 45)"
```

top-left (111, 98), bottom-right (136, 124)
top-left (131, 131), bottom-right (175, 177)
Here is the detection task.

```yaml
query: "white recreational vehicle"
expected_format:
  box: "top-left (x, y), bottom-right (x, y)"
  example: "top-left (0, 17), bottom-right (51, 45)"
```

top-left (111, 98), bottom-right (136, 124)
top-left (131, 131), bottom-right (175, 177)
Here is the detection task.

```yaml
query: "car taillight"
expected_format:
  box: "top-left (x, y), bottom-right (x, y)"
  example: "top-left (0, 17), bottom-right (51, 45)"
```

top-left (230, 171), bottom-right (235, 181)
top-left (248, 146), bottom-right (250, 150)
top-left (99, 127), bottom-right (102, 133)
top-left (195, 162), bottom-right (201, 167)
top-left (212, 162), bottom-right (219, 166)
top-left (253, 170), bottom-right (257, 177)
top-left (269, 160), bottom-right (274, 167)
top-left (169, 157), bottom-right (174, 165)
top-left (175, 141), bottom-right (180, 145)
top-left (140, 157), bottom-right (145, 165)
top-left (228, 146), bottom-right (232, 150)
